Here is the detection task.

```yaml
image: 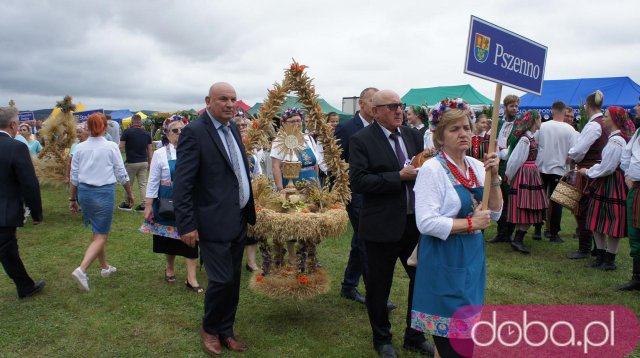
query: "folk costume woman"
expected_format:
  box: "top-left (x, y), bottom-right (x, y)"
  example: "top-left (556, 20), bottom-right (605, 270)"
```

top-left (140, 116), bottom-right (203, 292)
top-left (579, 106), bottom-right (636, 271)
top-left (407, 105), bottom-right (429, 136)
top-left (619, 117), bottom-right (640, 290)
top-left (505, 110), bottom-right (547, 254)
top-left (469, 113), bottom-right (490, 161)
top-left (412, 100), bottom-right (502, 358)
top-left (271, 107), bottom-right (324, 265)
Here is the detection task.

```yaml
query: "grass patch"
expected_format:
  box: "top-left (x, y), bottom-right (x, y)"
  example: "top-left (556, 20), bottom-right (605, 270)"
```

top-left (1, 185), bottom-right (639, 357)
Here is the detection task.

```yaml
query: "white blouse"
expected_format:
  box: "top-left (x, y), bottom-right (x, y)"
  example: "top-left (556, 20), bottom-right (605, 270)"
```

top-left (497, 119), bottom-right (515, 160)
top-left (145, 144), bottom-right (176, 199)
top-left (423, 130), bottom-right (434, 149)
top-left (505, 131), bottom-right (534, 180)
top-left (568, 114), bottom-right (603, 163)
top-left (415, 156), bottom-right (502, 240)
top-left (70, 136), bottom-right (129, 187)
top-left (586, 130), bottom-right (626, 179)
top-left (621, 129), bottom-right (640, 181)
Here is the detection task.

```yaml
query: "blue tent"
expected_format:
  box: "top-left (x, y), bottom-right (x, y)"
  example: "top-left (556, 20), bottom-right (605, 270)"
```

top-left (519, 77), bottom-right (640, 116)
top-left (108, 109), bottom-right (135, 124)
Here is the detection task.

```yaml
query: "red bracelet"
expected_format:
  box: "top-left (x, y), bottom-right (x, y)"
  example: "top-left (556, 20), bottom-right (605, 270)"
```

top-left (466, 215), bottom-right (473, 234)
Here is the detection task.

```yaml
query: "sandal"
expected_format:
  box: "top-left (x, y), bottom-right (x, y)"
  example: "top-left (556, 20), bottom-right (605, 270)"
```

top-left (185, 281), bottom-right (204, 293)
top-left (164, 274), bottom-right (177, 283)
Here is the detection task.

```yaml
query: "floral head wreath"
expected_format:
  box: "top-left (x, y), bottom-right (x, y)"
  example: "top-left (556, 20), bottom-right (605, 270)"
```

top-left (282, 107), bottom-right (305, 122)
top-left (608, 106), bottom-right (636, 141)
top-left (429, 97), bottom-right (470, 127)
top-left (163, 114), bottom-right (188, 131)
top-left (18, 122), bottom-right (31, 132)
top-left (410, 105), bottom-right (430, 121)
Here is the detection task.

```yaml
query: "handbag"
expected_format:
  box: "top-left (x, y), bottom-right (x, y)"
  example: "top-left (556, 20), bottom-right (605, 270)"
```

top-left (157, 197), bottom-right (175, 220)
top-left (550, 170), bottom-right (582, 213)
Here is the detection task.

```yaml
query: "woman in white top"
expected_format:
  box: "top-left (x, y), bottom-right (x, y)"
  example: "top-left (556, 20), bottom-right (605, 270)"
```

top-left (140, 116), bottom-right (203, 292)
top-left (412, 105), bottom-right (502, 357)
top-left (69, 113), bottom-right (134, 292)
top-left (578, 106), bottom-right (636, 271)
top-left (271, 107), bottom-right (324, 265)
top-left (619, 106), bottom-right (640, 289)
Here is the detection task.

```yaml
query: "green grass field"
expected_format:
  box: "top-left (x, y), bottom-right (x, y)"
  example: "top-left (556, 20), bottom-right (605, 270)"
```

top-left (1, 184), bottom-right (639, 357)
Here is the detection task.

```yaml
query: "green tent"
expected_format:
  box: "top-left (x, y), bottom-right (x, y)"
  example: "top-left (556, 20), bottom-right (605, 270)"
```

top-left (247, 96), bottom-right (351, 121)
top-left (401, 85), bottom-right (492, 106)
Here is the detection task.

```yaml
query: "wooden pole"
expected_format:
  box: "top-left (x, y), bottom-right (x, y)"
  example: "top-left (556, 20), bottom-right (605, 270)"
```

top-left (481, 83), bottom-right (502, 210)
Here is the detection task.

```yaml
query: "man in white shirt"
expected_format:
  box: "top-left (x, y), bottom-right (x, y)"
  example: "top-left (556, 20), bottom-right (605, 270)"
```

top-left (487, 94), bottom-right (519, 244)
top-left (535, 101), bottom-right (578, 243)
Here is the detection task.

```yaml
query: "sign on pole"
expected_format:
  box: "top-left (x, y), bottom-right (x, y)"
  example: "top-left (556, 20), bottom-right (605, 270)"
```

top-left (18, 112), bottom-right (35, 122)
top-left (464, 16), bottom-right (547, 95)
top-left (73, 109), bottom-right (104, 123)
top-left (463, 16), bottom-right (547, 210)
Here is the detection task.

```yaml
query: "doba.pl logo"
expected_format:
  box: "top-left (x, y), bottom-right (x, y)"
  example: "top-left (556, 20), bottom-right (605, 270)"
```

top-left (452, 305), bottom-right (640, 357)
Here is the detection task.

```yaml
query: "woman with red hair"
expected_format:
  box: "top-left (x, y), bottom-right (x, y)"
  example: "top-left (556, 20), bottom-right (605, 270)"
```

top-left (579, 106), bottom-right (636, 271)
top-left (69, 113), bottom-right (134, 291)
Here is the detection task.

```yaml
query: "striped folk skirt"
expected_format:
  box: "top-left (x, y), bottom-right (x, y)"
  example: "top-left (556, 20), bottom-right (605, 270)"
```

top-left (585, 169), bottom-right (627, 238)
top-left (508, 161), bottom-right (548, 224)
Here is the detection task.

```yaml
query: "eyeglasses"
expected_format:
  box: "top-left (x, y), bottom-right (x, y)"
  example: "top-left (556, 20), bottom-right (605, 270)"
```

top-left (170, 128), bottom-right (182, 134)
top-left (376, 103), bottom-right (406, 111)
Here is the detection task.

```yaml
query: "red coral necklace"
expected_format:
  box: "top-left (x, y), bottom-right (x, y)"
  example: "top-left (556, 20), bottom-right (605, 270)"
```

top-left (441, 151), bottom-right (477, 189)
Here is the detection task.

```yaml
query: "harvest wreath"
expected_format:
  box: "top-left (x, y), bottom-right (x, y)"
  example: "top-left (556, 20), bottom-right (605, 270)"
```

top-left (243, 60), bottom-right (350, 299)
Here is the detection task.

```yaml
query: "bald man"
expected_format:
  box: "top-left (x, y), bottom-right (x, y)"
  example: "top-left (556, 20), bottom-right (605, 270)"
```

top-left (349, 90), bottom-right (433, 357)
top-left (173, 82), bottom-right (256, 356)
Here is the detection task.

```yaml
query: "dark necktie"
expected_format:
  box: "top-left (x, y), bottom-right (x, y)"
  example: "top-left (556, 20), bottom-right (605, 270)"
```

top-left (389, 133), bottom-right (414, 210)
top-left (221, 125), bottom-right (245, 205)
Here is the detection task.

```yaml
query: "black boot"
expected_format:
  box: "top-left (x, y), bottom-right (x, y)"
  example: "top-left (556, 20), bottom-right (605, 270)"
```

top-left (511, 230), bottom-right (530, 254)
top-left (618, 258), bottom-right (640, 291)
top-left (587, 249), bottom-right (605, 268)
top-left (506, 224), bottom-right (516, 243)
top-left (532, 224), bottom-right (542, 240)
top-left (544, 230), bottom-right (552, 239)
top-left (487, 222), bottom-right (509, 243)
top-left (549, 233), bottom-right (564, 244)
top-left (599, 252), bottom-right (617, 271)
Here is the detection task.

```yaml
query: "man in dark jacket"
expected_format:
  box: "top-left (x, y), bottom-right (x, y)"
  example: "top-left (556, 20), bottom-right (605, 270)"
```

top-left (0, 106), bottom-right (45, 299)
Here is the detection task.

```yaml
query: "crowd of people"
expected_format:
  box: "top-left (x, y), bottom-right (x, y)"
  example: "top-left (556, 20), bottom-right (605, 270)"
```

top-left (0, 84), bottom-right (639, 357)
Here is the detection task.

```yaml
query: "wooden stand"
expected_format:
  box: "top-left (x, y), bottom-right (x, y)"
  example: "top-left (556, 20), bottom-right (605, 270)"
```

top-left (481, 83), bottom-right (502, 210)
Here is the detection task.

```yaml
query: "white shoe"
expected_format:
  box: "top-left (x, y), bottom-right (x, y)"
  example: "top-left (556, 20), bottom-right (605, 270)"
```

top-left (100, 265), bottom-right (117, 278)
top-left (72, 267), bottom-right (90, 291)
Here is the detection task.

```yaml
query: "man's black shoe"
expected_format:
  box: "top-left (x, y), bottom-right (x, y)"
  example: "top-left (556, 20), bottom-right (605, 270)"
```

top-left (19, 280), bottom-right (45, 299)
top-left (375, 344), bottom-right (398, 358)
top-left (340, 288), bottom-right (365, 304)
top-left (403, 340), bottom-right (435, 356)
top-left (386, 300), bottom-right (397, 311)
top-left (549, 234), bottom-right (564, 244)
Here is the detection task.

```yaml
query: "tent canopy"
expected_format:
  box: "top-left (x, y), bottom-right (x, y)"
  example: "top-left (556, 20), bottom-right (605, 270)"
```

top-left (122, 111), bottom-right (148, 130)
top-left (109, 109), bottom-right (135, 121)
top-left (520, 77), bottom-right (640, 113)
top-left (402, 85), bottom-right (493, 106)
top-left (247, 96), bottom-right (351, 121)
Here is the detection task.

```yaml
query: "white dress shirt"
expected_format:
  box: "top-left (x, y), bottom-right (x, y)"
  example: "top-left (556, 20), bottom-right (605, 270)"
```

top-left (423, 130), bottom-right (434, 149)
top-left (568, 113), bottom-right (603, 163)
top-left (70, 136), bottom-right (129, 186)
top-left (586, 130), bottom-right (626, 178)
top-left (505, 131), bottom-right (534, 181)
top-left (536, 120), bottom-right (578, 176)
top-left (621, 129), bottom-right (640, 181)
top-left (415, 156), bottom-right (502, 240)
top-left (497, 118), bottom-right (516, 160)
top-left (145, 144), bottom-right (176, 199)
top-left (359, 113), bottom-right (371, 128)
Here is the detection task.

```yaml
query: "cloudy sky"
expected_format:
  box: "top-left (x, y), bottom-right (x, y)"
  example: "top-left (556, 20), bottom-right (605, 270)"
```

top-left (1, 0), bottom-right (638, 112)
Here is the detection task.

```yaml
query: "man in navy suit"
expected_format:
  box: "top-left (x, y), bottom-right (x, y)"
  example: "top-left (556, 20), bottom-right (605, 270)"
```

top-left (0, 106), bottom-right (45, 299)
top-left (174, 82), bottom-right (256, 356)
top-left (350, 90), bottom-right (433, 357)
top-left (336, 87), bottom-right (379, 305)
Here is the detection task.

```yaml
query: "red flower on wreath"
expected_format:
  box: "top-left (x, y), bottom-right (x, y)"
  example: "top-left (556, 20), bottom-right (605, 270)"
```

top-left (298, 65), bottom-right (306, 72)
top-left (242, 137), bottom-right (247, 144)
top-left (260, 106), bottom-right (266, 111)
top-left (256, 275), bottom-right (264, 283)
top-left (298, 276), bottom-right (309, 284)
top-left (255, 207), bottom-right (262, 212)
top-left (290, 64), bottom-right (296, 70)
top-left (252, 121), bottom-right (258, 128)
top-left (300, 209), bottom-right (310, 214)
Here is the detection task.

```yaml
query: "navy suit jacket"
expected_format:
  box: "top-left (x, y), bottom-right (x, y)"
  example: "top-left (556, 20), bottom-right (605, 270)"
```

top-left (0, 132), bottom-right (42, 227)
top-left (173, 112), bottom-right (256, 242)
top-left (334, 112), bottom-right (365, 162)
top-left (349, 122), bottom-right (423, 243)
